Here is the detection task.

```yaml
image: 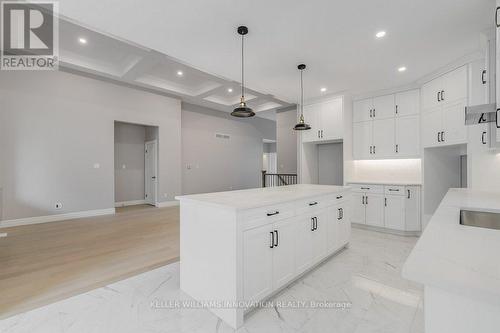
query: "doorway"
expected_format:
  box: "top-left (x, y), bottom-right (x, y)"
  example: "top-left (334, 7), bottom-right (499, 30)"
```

top-left (114, 122), bottom-right (159, 207)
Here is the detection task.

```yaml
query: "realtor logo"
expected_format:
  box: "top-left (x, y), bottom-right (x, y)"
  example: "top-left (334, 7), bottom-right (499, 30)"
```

top-left (1, 1), bottom-right (59, 70)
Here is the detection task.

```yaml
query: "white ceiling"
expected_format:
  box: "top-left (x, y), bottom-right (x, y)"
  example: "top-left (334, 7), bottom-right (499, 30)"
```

top-left (58, 0), bottom-right (494, 104)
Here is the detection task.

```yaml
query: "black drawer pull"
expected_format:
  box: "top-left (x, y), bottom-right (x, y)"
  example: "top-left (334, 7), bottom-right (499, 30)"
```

top-left (309, 202), bottom-right (318, 206)
top-left (267, 211), bottom-right (279, 216)
top-left (388, 189), bottom-right (400, 192)
top-left (274, 230), bottom-right (279, 247)
top-left (269, 232), bottom-right (274, 248)
top-left (336, 195), bottom-right (343, 199)
top-left (360, 187), bottom-right (370, 190)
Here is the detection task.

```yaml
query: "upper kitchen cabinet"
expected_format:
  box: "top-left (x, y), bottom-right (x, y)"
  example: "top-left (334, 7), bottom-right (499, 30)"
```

top-left (302, 97), bottom-right (343, 143)
top-left (421, 66), bottom-right (468, 148)
top-left (353, 89), bottom-right (420, 159)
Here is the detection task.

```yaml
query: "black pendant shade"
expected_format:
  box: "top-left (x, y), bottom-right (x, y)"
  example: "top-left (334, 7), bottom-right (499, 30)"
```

top-left (231, 26), bottom-right (255, 118)
top-left (293, 64), bottom-right (311, 131)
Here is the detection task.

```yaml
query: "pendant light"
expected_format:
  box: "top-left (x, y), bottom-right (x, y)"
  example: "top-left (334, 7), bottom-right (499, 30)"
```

top-left (231, 26), bottom-right (255, 118)
top-left (293, 64), bottom-right (311, 130)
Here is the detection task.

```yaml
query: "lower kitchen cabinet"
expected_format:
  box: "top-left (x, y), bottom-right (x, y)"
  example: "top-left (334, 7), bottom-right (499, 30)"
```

top-left (349, 183), bottom-right (421, 234)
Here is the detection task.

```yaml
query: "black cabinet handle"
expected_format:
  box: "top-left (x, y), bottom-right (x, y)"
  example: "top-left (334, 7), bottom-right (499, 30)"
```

top-left (407, 189), bottom-right (411, 199)
top-left (441, 131), bottom-right (445, 142)
top-left (482, 70), bottom-right (487, 84)
top-left (395, 105), bottom-right (398, 115)
top-left (373, 146), bottom-right (376, 154)
top-left (437, 91), bottom-right (440, 102)
top-left (373, 109), bottom-right (376, 118)
top-left (274, 230), bottom-right (278, 247)
top-left (311, 217), bottom-right (315, 231)
top-left (441, 90), bottom-right (445, 101)
top-left (497, 109), bottom-right (500, 129)
top-left (384, 198), bottom-right (387, 207)
top-left (482, 131), bottom-right (487, 145)
top-left (370, 109), bottom-right (373, 118)
top-left (340, 208), bottom-right (344, 220)
top-left (336, 195), bottom-right (343, 199)
top-left (370, 146), bottom-right (373, 154)
top-left (267, 211), bottom-right (279, 216)
top-left (337, 208), bottom-right (341, 220)
top-left (366, 196), bottom-right (368, 205)
top-left (360, 187), bottom-right (370, 190)
top-left (309, 201), bottom-right (318, 206)
top-left (496, 7), bottom-right (500, 27)
top-left (270, 232), bottom-right (274, 248)
top-left (395, 144), bottom-right (399, 153)
top-left (362, 196), bottom-right (365, 205)
top-left (437, 132), bottom-right (441, 142)
top-left (388, 188), bottom-right (400, 192)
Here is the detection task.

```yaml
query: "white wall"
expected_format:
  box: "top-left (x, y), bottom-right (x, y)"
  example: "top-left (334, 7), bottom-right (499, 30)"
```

top-left (276, 109), bottom-right (298, 173)
top-left (114, 122), bottom-right (147, 203)
top-left (0, 70), bottom-right (181, 221)
top-left (181, 103), bottom-right (276, 195)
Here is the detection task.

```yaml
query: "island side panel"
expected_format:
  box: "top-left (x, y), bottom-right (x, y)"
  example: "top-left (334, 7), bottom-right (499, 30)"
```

top-left (179, 200), bottom-right (241, 328)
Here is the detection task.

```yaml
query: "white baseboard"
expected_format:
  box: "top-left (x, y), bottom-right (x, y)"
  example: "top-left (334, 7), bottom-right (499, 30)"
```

top-left (115, 200), bottom-right (146, 207)
top-left (0, 208), bottom-right (116, 228)
top-left (155, 200), bottom-right (179, 208)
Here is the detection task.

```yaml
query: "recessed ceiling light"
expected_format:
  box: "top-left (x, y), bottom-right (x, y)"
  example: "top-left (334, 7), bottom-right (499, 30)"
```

top-left (375, 31), bottom-right (386, 38)
top-left (78, 37), bottom-right (87, 44)
top-left (398, 66), bottom-right (407, 72)
top-left (176, 70), bottom-right (183, 76)
top-left (320, 87), bottom-right (327, 92)
top-left (227, 88), bottom-right (233, 93)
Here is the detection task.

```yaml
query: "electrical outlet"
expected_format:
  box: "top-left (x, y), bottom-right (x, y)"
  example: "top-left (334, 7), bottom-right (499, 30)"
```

top-left (55, 202), bottom-right (63, 209)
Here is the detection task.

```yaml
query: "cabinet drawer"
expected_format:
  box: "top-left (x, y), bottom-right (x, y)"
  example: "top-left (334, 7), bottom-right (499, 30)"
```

top-left (384, 185), bottom-right (405, 196)
top-left (242, 203), bottom-right (295, 230)
top-left (295, 196), bottom-right (330, 215)
top-left (349, 184), bottom-right (384, 194)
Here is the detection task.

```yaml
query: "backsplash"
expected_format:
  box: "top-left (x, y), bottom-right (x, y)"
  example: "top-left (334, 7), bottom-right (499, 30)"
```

top-left (351, 159), bottom-right (422, 184)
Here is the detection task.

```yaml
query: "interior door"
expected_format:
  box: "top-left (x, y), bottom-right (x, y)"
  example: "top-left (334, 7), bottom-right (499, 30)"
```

top-left (353, 121), bottom-right (373, 159)
top-left (145, 140), bottom-right (157, 205)
top-left (372, 94), bottom-right (395, 119)
top-left (372, 118), bottom-right (395, 158)
top-left (384, 195), bottom-right (405, 231)
top-left (320, 98), bottom-right (343, 141)
top-left (243, 224), bottom-right (273, 302)
top-left (396, 115), bottom-right (420, 156)
top-left (422, 108), bottom-right (443, 148)
top-left (311, 209), bottom-right (328, 262)
top-left (365, 194), bottom-right (384, 227)
top-left (295, 214), bottom-right (314, 274)
top-left (272, 218), bottom-right (297, 289)
top-left (353, 98), bottom-right (373, 122)
top-left (395, 90), bottom-right (420, 117)
top-left (442, 100), bottom-right (467, 145)
top-left (350, 193), bottom-right (365, 224)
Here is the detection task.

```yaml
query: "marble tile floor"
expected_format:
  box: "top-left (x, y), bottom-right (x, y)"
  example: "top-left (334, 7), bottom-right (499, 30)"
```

top-left (0, 228), bottom-right (424, 333)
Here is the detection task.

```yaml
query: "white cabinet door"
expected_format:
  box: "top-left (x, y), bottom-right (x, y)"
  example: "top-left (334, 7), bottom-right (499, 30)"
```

top-left (327, 206), bottom-right (340, 253)
top-left (350, 193), bottom-right (366, 224)
top-left (384, 195), bottom-right (405, 231)
top-left (295, 215), bottom-right (314, 274)
top-left (353, 98), bottom-right (373, 123)
top-left (422, 78), bottom-right (442, 110)
top-left (395, 89), bottom-right (420, 117)
top-left (396, 115), bottom-right (420, 157)
top-left (365, 194), bottom-right (384, 227)
top-left (442, 66), bottom-right (467, 104)
top-left (337, 204), bottom-right (350, 248)
top-left (272, 218), bottom-right (297, 289)
top-left (311, 209), bottom-right (328, 263)
top-left (405, 186), bottom-right (421, 232)
top-left (243, 224), bottom-right (273, 301)
top-left (353, 121), bottom-right (373, 159)
top-left (321, 98), bottom-right (343, 141)
top-left (372, 118), bottom-right (395, 158)
top-left (373, 94), bottom-right (395, 120)
top-left (442, 100), bottom-right (467, 145)
top-left (302, 104), bottom-right (319, 143)
top-left (422, 107), bottom-right (443, 148)
top-left (469, 59), bottom-right (487, 107)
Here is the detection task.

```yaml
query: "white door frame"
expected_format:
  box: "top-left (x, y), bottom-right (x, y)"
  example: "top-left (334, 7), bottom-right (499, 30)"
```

top-left (145, 140), bottom-right (158, 205)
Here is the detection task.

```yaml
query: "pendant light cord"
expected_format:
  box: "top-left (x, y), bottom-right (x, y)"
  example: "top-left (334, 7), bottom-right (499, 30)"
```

top-left (300, 68), bottom-right (304, 117)
top-left (241, 34), bottom-right (245, 100)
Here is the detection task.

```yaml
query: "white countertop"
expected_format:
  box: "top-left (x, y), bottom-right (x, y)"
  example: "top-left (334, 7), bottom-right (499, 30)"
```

top-left (402, 188), bottom-right (500, 305)
top-left (347, 180), bottom-right (422, 186)
top-left (175, 184), bottom-right (350, 210)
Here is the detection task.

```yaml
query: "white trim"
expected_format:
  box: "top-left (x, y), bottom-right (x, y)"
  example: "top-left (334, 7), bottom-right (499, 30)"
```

top-left (0, 208), bottom-right (116, 228)
top-left (114, 200), bottom-right (146, 207)
top-left (155, 200), bottom-right (179, 208)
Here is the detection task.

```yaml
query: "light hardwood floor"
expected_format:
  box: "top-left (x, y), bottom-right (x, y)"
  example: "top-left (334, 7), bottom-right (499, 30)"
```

top-left (0, 205), bottom-right (179, 319)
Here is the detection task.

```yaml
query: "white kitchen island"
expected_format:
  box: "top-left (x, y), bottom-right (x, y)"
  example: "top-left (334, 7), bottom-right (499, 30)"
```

top-left (175, 184), bottom-right (351, 329)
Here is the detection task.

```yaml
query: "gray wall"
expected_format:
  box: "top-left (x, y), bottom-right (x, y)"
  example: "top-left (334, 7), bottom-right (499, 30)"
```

top-left (318, 143), bottom-right (344, 185)
top-left (114, 122), bottom-right (147, 203)
top-left (181, 103), bottom-right (276, 195)
top-left (0, 70), bottom-right (181, 221)
top-left (276, 110), bottom-right (297, 173)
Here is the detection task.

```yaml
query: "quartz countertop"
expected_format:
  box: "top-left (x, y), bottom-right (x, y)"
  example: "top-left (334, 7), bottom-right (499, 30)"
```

top-left (402, 188), bottom-right (500, 305)
top-left (175, 184), bottom-right (350, 210)
top-left (347, 180), bottom-right (422, 186)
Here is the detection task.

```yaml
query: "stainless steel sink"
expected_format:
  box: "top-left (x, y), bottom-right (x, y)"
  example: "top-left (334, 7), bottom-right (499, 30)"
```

top-left (460, 210), bottom-right (500, 230)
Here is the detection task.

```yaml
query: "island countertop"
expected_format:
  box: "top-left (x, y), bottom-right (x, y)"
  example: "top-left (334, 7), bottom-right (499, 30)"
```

top-left (402, 188), bottom-right (500, 306)
top-left (175, 184), bottom-right (350, 210)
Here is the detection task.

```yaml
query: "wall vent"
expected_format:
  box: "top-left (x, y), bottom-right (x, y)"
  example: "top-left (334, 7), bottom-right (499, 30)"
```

top-left (215, 133), bottom-right (230, 140)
